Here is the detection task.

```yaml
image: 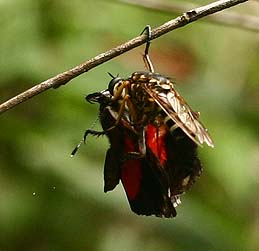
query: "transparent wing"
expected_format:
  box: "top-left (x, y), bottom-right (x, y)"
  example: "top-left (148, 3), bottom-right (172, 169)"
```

top-left (143, 83), bottom-right (214, 147)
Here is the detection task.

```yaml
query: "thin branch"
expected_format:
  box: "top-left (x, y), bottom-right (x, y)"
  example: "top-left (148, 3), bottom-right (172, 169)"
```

top-left (118, 0), bottom-right (259, 33)
top-left (0, 0), bottom-right (248, 114)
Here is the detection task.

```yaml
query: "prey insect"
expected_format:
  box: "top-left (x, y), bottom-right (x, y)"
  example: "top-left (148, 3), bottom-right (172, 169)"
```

top-left (72, 25), bottom-right (214, 218)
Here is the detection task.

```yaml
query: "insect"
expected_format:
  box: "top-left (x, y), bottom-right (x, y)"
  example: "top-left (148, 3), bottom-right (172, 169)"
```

top-left (72, 26), bottom-right (214, 217)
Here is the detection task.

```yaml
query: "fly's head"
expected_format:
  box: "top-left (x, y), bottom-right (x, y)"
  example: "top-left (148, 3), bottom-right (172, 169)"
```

top-left (108, 76), bottom-right (123, 96)
top-left (107, 74), bottom-right (131, 102)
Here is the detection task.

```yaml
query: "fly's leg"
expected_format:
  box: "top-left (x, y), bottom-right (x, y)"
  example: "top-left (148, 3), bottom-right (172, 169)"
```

top-left (141, 25), bottom-right (154, 73)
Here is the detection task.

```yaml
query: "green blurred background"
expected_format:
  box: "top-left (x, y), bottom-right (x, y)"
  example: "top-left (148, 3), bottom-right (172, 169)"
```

top-left (1, 0), bottom-right (259, 250)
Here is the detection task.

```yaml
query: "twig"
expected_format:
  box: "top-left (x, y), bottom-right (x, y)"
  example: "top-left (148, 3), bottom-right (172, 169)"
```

top-left (118, 0), bottom-right (259, 33)
top-left (0, 0), bottom-right (248, 114)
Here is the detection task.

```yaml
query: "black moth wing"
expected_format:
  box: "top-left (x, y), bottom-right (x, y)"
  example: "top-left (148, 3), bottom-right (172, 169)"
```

top-left (144, 117), bottom-right (202, 207)
top-left (142, 78), bottom-right (214, 147)
top-left (86, 91), bottom-right (122, 192)
top-left (164, 126), bottom-right (203, 196)
top-left (86, 91), bottom-right (176, 218)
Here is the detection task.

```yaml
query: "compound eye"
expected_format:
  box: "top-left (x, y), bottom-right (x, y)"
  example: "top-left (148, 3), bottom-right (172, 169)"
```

top-left (108, 77), bottom-right (122, 96)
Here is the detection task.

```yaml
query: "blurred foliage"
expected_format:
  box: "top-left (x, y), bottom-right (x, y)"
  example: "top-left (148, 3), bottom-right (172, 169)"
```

top-left (1, 0), bottom-right (259, 250)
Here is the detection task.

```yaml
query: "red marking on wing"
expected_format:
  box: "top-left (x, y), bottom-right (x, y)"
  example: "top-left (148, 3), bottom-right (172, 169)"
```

top-left (146, 124), bottom-right (167, 165)
top-left (120, 136), bottom-right (142, 200)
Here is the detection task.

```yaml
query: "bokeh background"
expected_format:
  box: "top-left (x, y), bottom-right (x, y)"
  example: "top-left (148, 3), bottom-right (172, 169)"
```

top-left (1, 0), bottom-right (259, 250)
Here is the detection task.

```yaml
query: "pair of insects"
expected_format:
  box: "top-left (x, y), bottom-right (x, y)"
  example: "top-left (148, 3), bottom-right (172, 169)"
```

top-left (73, 26), bottom-right (214, 218)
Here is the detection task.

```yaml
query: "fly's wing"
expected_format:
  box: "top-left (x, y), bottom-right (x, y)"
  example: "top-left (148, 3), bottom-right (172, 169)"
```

top-left (143, 83), bottom-right (214, 147)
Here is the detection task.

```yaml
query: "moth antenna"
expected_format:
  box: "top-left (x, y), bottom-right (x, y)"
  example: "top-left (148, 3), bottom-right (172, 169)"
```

top-left (70, 139), bottom-right (84, 157)
top-left (70, 117), bottom-right (100, 157)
